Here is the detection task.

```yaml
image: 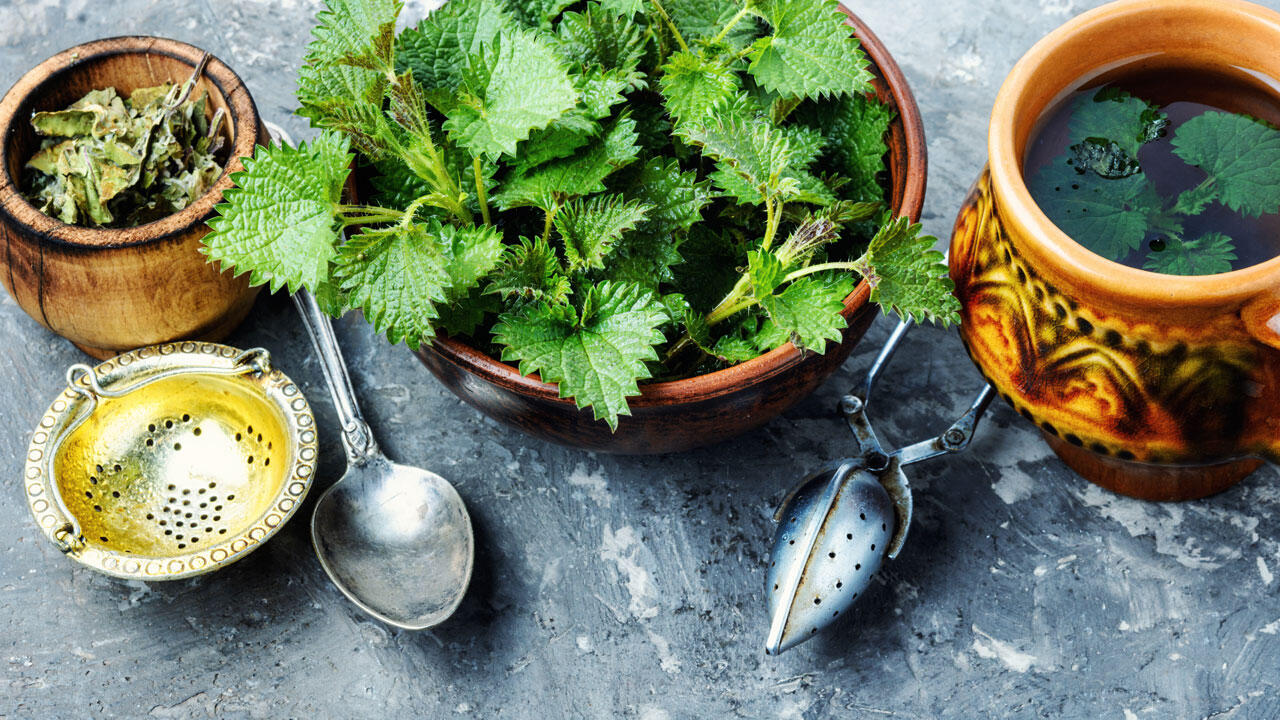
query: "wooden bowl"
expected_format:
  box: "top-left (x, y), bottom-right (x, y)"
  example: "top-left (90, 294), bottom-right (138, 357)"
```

top-left (414, 11), bottom-right (927, 454)
top-left (0, 36), bottom-right (265, 359)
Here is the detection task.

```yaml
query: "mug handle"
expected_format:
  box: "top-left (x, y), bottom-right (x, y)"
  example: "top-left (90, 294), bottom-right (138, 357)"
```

top-left (1242, 294), bottom-right (1280, 351)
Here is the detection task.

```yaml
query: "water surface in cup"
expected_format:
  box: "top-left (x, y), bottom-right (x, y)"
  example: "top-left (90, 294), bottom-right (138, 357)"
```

top-left (1024, 65), bottom-right (1280, 275)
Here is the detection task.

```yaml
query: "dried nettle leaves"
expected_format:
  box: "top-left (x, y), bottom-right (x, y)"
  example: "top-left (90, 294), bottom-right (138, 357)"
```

top-left (201, 0), bottom-right (959, 430)
top-left (23, 74), bottom-right (226, 228)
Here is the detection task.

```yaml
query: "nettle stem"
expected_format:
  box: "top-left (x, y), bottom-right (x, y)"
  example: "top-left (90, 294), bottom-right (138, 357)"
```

top-left (782, 260), bottom-right (859, 284)
top-left (649, 0), bottom-right (690, 53)
top-left (542, 202), bottom-right (561, 243)
top-left (711, 5), bottom-right (751, 45)
top-left (473, 157), bottom-right (491, 226)
top-left (336, 204), bottom-right (406, 227)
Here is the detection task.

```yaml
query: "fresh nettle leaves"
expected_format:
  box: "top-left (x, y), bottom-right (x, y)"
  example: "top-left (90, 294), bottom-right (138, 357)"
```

top-left (1030, 86), bottom-right (1280, 276)
top-left (201, 0), bottom-right (958, 430)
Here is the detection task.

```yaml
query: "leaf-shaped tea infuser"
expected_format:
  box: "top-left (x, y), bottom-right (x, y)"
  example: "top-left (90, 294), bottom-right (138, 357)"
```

top-left (765, 320), bottom-right (995, 655)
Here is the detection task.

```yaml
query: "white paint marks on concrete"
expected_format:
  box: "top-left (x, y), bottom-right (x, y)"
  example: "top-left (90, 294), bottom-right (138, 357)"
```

top-left (1118, 621), bottom-right (1131, 632)
top-left (1260, 618), bottom-right (1280, 635)
top-left (568, 462), bottom-right (612, 508)
top-left (1123, 709), bottom-right (1139, 720)
top-left (1033, 565), bottom-right (1048, 577)
top-left (1075, 484), bottom-right (1230, 570)
top-left (992, 467), bottom-right (1035, 504)
top-left (1259, 557), bottom-right (1274, 586)
top-left (1039, 0), bottom-right (1075, 15)
top-left (118, 580), bottom-right (154, 610)
top-left (599, 525), bottom-right (660, 620)
top-left (454, 703), bottom-right (472, 714)
top-left (644, 628), bottom-right (682, 675)
top-left (971, 626), bottom-right (1037, 673)
top-left (576, 635), bottom-right (595, 654)
top-left (638, 707), bottom-right (671, 720)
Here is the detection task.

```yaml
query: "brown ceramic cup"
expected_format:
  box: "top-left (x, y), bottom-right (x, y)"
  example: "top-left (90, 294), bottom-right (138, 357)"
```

top-left (415, 9), bottom-right (927, 454)
top-left (950, 0), bottom-right (1280, 500)
top-left (0, 37), bottom-right (265, 359)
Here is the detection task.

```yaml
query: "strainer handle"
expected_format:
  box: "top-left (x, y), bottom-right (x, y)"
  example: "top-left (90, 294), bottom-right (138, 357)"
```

top-left (293, 289), bottom-right (379, 463)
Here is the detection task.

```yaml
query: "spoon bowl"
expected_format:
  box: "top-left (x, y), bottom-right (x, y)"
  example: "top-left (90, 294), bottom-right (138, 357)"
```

top-left (312, 456), bottom-right (473, 628)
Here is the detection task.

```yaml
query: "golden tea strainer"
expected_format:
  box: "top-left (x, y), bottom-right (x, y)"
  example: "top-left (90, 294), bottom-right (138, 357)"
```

top-left (23, 342), bottom-right (318, 580)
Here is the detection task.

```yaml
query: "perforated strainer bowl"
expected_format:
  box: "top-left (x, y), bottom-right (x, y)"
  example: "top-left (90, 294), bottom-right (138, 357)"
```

top-left (23, 342), bottom-right (318, 580)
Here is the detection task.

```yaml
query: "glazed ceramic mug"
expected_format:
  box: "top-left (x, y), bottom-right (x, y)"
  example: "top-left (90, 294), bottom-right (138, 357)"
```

top-left (950, 0), bottom-right (1280, 501)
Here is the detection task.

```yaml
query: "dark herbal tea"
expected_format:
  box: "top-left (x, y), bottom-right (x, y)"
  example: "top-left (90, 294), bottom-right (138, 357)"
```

top-left (1024, 66), bottom-right (1280, 276)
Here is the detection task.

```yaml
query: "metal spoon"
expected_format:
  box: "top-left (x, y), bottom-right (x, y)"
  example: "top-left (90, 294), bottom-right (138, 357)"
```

top-left (294, 289), bottom-right (474, 629)
top-left (765, 320), bottom-right (994, 654)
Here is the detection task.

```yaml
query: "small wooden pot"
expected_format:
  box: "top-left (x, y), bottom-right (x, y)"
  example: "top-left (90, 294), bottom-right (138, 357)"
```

top-left (950, 0), bottom-right (1280, 500)
top-left (415, 10), bottom-right (927, 454)
top-left (0, 36), bottom-right (265, 359)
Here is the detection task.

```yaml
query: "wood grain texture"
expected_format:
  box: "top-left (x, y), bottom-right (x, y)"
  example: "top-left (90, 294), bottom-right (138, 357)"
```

top-left (0, 36), bottom-right (263, 359)
top-left (415, 10), bottom-right (928, 454)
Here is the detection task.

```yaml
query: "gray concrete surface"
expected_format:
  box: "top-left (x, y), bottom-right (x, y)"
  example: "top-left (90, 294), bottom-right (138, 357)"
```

top-left (1, 0), bottom-right (1279, 717)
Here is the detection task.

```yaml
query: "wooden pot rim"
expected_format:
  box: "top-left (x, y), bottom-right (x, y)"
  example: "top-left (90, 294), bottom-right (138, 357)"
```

top-left (425, 9), bottom-right (926, 408)
top-left (0, 35), bottom-right (260, 250)
top-left (989, 0), bottom-right (1280, 310)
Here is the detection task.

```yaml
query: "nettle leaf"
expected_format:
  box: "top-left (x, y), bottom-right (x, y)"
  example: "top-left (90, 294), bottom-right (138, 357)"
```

top-left (296, 61), bottom-right (387, 146)
top-left (680, 112), bottom-right (800, 203)
top-left (494, 114), bottom-right (640, 210)
top-left (747, 249), bottom-right (786, 299)
top-left (621, 157), bottom-right (711, 235)
top-left (659, 51), bottom-right (740, 126)
top-left (577, 68), bottom-right (634, 119)
top-left (335, 220), bottom-right (502, 349)
top-left (1144, 232), bottom-right (1237, 276)
top-left (556, 4), bottom-right (649, 78)
top-left (1069, 88), bottom-right (1168, 159)
top-left (1172, 110), bottom-right (1280, 217)
top-left (493, 281), bottom-right (668, 430)
top-left (746, 0), bottom-right (873, 100)
top-left (308, 0), bottom-right (400, 70)
top-left (758, 273), bottom-right (854, 353)
top-left (1029, 158), bottom-right (1154, 261)
top-left (603, 230), bottom-right (686, 288)
top-left (555, 194), bottom-right (652, 270)
top-left (397, 0), bottom-right (514, 112)
top-left (797, 92), bottom-right (892, 203)
top-left (598, 0), bottom-right (645, 16)
top-left (443, 28), bottom-right (579, 160)
top-left (667, 0), bottom-right (757, 47)
top-left (853, 217), bottom-right (959, 325)
top-left (485, 235), bottom-right (572, 304)
top-left (670, 225), bottom-right (740, 311)
top-left (509, 0), bottom-right (578, 28)
top-left (203, 132), bottom-right (351, 294)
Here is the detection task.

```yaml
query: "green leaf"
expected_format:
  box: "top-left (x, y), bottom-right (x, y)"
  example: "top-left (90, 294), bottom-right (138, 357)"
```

top-left (659, 51), bottom-right (740, 126)
top-left (437, 286), bottom-right (502, 337)
top-left (577, 67), bottom-right (634, 119)
top-left (669, 225), bottom-right (740, 311)
top-left (620, 157), bottom-right (711, 235)
top-left (1028, 157), bottom-right (1154, 261)
top-left (335, 219), bottom-right (501, 349)
top-left (1068, 88), bottom-right (1168, 159)
top-left (296, 60), bottom-right (388, 153)
top-left (758, 273), bottom-right (853, 352)
top-left (747, 249), bottom-right (786, 299)
top-left (397, 0), bottom-right (514, 112)
top-left (853, 217), bottom-right (959, 325)
top-left (443, 28), bottom-right (579, 160)
top-left (745, 0), bottom-right (873, 100)
top-left (485, 235), bottom-right (572, 304)
top-left (1172, 110), bottom-right (1280, 217)
top-left (203, 132), bottom-right (351, 294)
top-left (1068, 139), bottom-right (1141, 179)
top-left (1144, 232), bottom-right (1237, 276)
top-left (603, 230), bottom-right (686, 288)
top-left (508, 0), bottom-right (578, 28)
top-left (679, 111), bottom-right (805, 203)
top-left (797, 93), bottom-right (891, 203)
top-left (666, 0), bottom-right (757, 47)
top-left (555, 3), bottom-right (649, 78)
top-left (307, 0), bottom-right (400, 71)
top-left (494, 115), bottom-right (640, 210)
top-left (493, 281), bottom-right (668, 430)
top-left (555, 194), bottom-right (652, 270)
top-left (599, 0), bottom-right (645, 15)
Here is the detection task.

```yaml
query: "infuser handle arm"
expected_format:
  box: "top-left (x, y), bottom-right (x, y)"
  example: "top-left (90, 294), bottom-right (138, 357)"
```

top-left (891, 384), bottom-right (996, 467)
top-left (841, 319), bottom-right (912, 466)
top-left (293, 289), bottom-right (379, 464)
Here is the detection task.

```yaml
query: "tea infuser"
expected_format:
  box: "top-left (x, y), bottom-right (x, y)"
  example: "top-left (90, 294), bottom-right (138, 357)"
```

top-left (765, 320), bottom-right (995, 654)
top-left (23, 343), bottom-right (318, 580)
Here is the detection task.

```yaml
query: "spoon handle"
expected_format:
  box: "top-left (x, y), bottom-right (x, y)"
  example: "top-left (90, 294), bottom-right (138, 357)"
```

top-left (293, 288), bottom-right (379, 463)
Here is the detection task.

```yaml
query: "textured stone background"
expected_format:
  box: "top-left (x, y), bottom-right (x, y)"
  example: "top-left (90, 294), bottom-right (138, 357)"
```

top-left (2, 1), bottom-right (1279, 718)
